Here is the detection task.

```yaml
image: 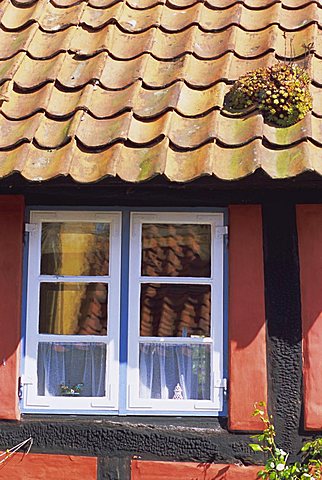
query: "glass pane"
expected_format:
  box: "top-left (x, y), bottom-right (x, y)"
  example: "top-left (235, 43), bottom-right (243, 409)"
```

top-left (39, 283), bottom-right (108, 335)
top-left (139, 343), bottom-right (211, 400)
top-left (140, 283), bottom-right (211, 337)
top-left (141, 223), bottom-right (211, 277)
top-left (41, 222), bottom-right (110, 276)
top-left (37, 342), bottom-right (106, 397)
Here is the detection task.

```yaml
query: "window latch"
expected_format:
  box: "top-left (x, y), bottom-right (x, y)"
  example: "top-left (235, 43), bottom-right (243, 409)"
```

top-left (214, 378), bottom-right (227, 392)
top-left (215, 226), bottom-right (228, 239)
top-left (25, 223), bottom-right (38, 234)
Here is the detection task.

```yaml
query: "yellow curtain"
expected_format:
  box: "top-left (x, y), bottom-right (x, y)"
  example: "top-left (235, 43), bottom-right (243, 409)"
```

top-left (55, 224), bottom-right (95, 334)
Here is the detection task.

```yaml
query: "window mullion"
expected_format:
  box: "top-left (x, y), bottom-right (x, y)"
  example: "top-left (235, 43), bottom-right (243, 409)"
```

top-left (38, 275), bottom-right (110, 283)
top-left (139, 276), bottom-right (213, 284)
top-left (138, 337), bottom-right (213, 344)
top-left (37, 334), bottom-right (109, 343)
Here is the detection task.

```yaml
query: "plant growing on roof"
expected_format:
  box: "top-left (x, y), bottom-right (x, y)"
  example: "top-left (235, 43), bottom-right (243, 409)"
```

top-left (224, 63), bottom-right (312, 127)
top-left (250, 402), bottom-right (322, 479)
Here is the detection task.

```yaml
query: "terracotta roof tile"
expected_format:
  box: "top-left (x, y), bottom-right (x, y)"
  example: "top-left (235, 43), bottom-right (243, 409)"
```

top-left (78, 112), bottom-right (132, 147)
top-left (169, 111), bottom-right (216, 148)
top-left (14, 54), bottom-right (66, 88)
top-left (0, 112), bottom-right (40, 147)
top-left (0, 0), bottom-right (321, 181)
top-left (35, 112), bottom-right (83, 148)
top-left (81, 4), bottom-right (127, 29)
top-left (0, 25), bottom-right (37, 60)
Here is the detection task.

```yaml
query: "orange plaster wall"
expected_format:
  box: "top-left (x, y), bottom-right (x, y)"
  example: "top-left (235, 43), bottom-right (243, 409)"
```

top-left (0, 452), bottom-right (97, 479)
top-left (297, 205), bottom-right (322, 430)
top-left (228, 205), bottom-right (267, 431)
top-left (0, 196), bottom-right (24, 420)
top-left (131, 460), bottom-right (261, 479)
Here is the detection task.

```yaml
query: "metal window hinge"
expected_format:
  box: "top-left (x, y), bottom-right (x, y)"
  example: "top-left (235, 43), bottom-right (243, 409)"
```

top-left (19, 375), bottom-right (33, 400)
top-left (18, 376), bottom-right (23, 399)
top-left (214, 378), bottom-right (227, 392)
top-left (215, 226), bottom-right (228, 239)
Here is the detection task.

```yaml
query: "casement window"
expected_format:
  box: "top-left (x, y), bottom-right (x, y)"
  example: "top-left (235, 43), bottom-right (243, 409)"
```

top-left (23, 211), bottom-right (121, 412)
top-left (127, 213), bottom-right (225, 413)
top-left (22, 210), bottom-right (226, 415)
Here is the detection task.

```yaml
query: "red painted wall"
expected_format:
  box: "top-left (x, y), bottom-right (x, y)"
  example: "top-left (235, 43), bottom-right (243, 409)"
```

top-left (228, 205), bottom-right (267, 431)
top-left (297, 205), bottom-right (322, 430)
top-left (0, 452), bottom-right (97, 479)
top-left (131, 460), bottom-right (261, 479)
top-left (0, 196), bottom-right (24, 420)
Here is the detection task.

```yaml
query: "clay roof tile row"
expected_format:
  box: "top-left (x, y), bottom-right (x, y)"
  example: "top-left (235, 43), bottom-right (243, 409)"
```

top-left (2, 3), bottom-right (322, 32)
top-left (0, 0), bottom-right (321, 182)
top-left (1, 25), bottom-right (320, 61)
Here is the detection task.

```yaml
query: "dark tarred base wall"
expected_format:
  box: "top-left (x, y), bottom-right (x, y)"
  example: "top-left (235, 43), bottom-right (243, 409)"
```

top-left (262, 203), bottom-right (303, 454)
top-left (0, 180), bottom-right (316, 480)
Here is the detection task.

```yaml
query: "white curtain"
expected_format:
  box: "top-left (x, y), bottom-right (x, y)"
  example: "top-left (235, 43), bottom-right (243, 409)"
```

top-left (37, 343), bottom-right (106, 397)
top-left (139, 343), bottom-right (211, 400)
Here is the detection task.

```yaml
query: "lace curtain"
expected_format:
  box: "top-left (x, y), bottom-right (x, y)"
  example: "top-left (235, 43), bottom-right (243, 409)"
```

top-left (37, 343), bottom-right (106, 397)
top-left (139, 343), bottom-right (211, 400)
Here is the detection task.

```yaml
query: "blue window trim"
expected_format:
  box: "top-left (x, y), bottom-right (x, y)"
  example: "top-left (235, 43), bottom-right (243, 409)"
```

top-left (21, 206), bottom-right (228, 416)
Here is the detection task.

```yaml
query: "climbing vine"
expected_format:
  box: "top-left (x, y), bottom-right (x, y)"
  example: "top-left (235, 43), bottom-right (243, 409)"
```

top-left (250, 403), bottom-right (322, 479)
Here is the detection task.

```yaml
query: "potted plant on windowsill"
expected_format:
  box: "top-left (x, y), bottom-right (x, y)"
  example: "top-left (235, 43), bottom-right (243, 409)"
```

top-left (60, 383), bottom-right (84, 396)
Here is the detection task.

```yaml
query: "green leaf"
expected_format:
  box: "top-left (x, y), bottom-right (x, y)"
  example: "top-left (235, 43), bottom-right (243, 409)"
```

top-left (249, 444), bottom-right (264, 452)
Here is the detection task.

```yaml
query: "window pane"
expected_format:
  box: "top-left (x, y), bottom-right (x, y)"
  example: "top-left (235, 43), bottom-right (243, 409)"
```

top-left (139, 343), bottom-right (211, 400)
top-left (41, 222), bottom-right (110, 276)
top-left (37, 343), bottom-right (106, 397)
top-left (141, 224), bottom-right (211, 277)
top-left (140, 283), bottom-right (211, 337)
top-left (39, 283), bottom-right (108, 335)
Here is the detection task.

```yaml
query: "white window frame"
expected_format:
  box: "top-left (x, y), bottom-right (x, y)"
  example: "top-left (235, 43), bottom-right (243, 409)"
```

top-left (127, 212), bottom-right (225, 414)
top-left (23, 211), bottom-right (121, 413)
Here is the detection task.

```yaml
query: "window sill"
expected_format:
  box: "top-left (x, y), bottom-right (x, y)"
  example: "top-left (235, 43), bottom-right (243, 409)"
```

top-left (20, 413), bottom-right (227, 433)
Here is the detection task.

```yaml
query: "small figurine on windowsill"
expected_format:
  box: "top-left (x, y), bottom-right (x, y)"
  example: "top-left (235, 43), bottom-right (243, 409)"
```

top-left (173, 383), bottom-right (184, 400)
top-left (60, 383), bottom-right (83, 396)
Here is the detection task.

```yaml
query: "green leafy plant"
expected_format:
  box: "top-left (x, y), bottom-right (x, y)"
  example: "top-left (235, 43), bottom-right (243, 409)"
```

top-left (60, 382), bottom-right (83, 396)
top-left (225, 63), bottom-right (312, 127)
top-left (250, 402), bottom-right (322, 479)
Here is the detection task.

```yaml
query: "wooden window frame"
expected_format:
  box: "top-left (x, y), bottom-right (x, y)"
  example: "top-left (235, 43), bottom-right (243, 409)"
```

top-left (16, 204), bottom-right (267, 425)
top-left (127, 212), bottom-right (225, 414)
top-left (22, 211), bottom-right (121, 414)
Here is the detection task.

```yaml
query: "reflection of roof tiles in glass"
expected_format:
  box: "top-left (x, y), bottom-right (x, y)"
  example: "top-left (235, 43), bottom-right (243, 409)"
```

top-left (0, 0), bottom-right (321, 182)
top-left (140, 224), bottom-right (211, 337)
